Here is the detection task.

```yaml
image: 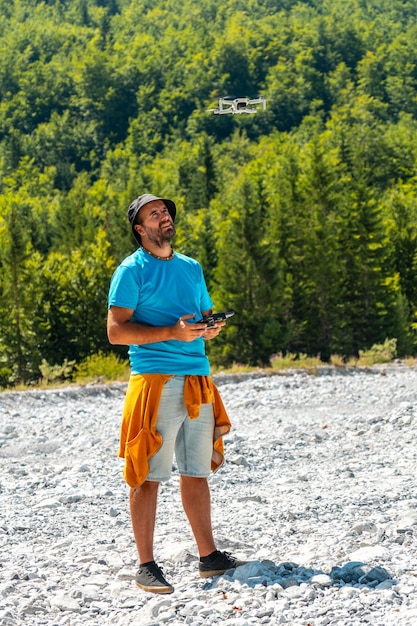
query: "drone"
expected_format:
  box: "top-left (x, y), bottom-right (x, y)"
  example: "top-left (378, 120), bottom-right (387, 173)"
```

top-left (207, 96), bottom-right (266, 115)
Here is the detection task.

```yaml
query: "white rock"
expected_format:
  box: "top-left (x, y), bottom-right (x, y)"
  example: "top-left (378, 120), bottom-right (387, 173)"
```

top-left (348, 545), bottom-right (390, 561)
top-left (33, 498), bottom-right (61, 510)
top-left (310, 574), bottom-right (332, 587)
top-left (49, 594), bottom-right (81, 612)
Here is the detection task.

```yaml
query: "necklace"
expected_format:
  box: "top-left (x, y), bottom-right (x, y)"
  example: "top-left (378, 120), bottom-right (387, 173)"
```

top-left (141, 246), bottom-right (174, 261)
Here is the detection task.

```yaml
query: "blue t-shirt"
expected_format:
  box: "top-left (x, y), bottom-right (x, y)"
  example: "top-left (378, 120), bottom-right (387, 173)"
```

top-left (108, 249), bottom-right (213, 375)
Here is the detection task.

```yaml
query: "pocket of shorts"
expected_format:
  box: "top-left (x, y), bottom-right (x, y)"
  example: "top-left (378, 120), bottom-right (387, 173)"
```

top-left (124, 428), bottom-right (163, 487)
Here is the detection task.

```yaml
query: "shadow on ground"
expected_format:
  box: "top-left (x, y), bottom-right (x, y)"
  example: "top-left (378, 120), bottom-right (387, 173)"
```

top-left (202, 559), bottom-right (396, 590)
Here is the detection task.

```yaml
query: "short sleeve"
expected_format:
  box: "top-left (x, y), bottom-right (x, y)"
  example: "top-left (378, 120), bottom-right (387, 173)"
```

top-left (108, 264), bottom-right (140, 310)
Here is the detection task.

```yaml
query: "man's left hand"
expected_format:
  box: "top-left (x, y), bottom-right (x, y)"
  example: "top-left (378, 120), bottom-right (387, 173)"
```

top-left (202, 320), bottom-right (225, 340)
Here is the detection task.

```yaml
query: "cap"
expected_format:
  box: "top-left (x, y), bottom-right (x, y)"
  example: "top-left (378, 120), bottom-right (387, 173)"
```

top-left (128, 194), bottom-right (177, 245)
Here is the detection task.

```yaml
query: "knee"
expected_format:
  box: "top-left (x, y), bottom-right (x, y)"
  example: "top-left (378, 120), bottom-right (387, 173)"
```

top-left (180, 475), bottom-right (208, 487)
top-left (130, 480), bottom-right (160, 497)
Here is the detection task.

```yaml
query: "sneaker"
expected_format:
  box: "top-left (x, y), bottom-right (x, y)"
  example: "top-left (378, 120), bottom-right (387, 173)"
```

top-left (199, 550), bottom-right (246, 578)
top-left (135, 561), bottom-right (174, 594)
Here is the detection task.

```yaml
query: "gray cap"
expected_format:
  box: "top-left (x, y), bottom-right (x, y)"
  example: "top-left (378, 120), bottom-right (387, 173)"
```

top-left (128, 194), bottom-right (177, 245)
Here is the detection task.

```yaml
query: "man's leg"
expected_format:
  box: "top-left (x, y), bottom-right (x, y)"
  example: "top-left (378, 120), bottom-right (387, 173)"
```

top-left (130, 480), bottom-right (159, 563)
top-left (177, 401), bottom-right (243, 575)
top-left (181, 475), bottom-right (247, 578)
top-left (131, 481), bottom-right (174, 594)
top-left (180, 475), bottom-right (216, 558)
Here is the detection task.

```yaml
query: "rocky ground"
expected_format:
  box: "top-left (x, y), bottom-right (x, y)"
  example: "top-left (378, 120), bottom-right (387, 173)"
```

top-left (1, 366), bottom-right (417, 625)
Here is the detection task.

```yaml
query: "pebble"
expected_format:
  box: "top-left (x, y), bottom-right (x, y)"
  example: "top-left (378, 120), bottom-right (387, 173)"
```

top-left (1, 369), bottom-right (417, 625)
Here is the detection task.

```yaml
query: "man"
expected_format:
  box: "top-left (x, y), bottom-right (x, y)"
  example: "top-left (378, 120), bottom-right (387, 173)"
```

top-left (107, 193), bottom-right (243, 594)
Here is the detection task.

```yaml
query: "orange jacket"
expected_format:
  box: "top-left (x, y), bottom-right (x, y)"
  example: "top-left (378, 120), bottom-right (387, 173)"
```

top-left (118, 374), bottom-right (232, 489)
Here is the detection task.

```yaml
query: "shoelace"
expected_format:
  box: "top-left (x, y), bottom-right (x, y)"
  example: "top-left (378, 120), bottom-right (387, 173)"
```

top-left (222, 551), bottom-right (237, 565)
top-left (141, 563), bottom-right (165, 580)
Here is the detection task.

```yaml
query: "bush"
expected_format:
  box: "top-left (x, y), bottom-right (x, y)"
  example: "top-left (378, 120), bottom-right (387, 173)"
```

top-left (0, 366), bottom-right (14, 389)
top-left (270, 352), bottom-right (323, 370)
top-left (74, 351), bottom-right (129, 383)
top-left (356, 338), bottom-right (397, 366)
top-left (39, 358), bottom-right (75, 386)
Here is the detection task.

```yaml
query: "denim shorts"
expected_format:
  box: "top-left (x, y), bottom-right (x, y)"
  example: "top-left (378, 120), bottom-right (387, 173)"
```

top-left (147, 376), bottom-right (215, 481)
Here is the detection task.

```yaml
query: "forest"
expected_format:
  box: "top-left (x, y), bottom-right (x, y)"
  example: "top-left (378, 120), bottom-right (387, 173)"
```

top-left (1, 0), bottom-right (417, 386)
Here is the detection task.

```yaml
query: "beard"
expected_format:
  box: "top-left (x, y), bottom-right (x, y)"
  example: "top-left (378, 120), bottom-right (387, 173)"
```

top-left (145, 223), bottom-right (176, 247)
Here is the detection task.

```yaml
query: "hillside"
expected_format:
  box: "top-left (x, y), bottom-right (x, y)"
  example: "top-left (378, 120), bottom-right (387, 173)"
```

top-left (1, 0), bottom-right (417, 385)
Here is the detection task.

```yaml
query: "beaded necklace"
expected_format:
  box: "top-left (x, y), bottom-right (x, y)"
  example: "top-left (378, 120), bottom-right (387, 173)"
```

top-left (141, 246), bottom-right (174, 261)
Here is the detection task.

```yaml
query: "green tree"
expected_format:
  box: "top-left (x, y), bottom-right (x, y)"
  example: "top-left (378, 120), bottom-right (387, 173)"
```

top-left (0, 195), bottom-right (41, 383)
top-left (286, 129), bottom-right (346, 359)
top-left (34, 229), bottom-right (116, 367)
top-left (210, 166), bottom-right (287, 366)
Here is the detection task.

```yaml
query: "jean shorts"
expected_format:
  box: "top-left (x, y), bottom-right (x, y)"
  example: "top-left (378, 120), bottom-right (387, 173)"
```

top-left (147, 376), bottom-right (215, 482)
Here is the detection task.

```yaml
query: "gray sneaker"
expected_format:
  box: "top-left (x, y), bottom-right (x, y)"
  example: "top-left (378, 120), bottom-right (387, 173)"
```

top-left (135, 561), bottom-right (174, 594)
top-left (199, 550), bottom-right (247, 578)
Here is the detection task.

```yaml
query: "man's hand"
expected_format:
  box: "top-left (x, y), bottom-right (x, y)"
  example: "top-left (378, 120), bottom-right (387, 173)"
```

top-left (174, 314), bottom-right (225, 342)
top-left (202, 319), bottom-right (225, 340)
top-left (175, 314), bottom-right (208, 342)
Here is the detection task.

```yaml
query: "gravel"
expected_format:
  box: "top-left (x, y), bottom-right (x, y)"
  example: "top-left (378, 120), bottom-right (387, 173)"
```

top-left (1, 366), bottom-right (417, 625)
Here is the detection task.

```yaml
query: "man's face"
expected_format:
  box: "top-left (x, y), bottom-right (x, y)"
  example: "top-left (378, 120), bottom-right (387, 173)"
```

top-left (135, 200), bottom-right (176, 247)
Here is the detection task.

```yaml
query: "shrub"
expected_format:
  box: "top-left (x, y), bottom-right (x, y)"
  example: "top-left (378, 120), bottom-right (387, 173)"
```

top-left (74, 351), bottom-right (129, 383)
top-left (356, 338), bottom-right (397, 366)
top-left (39, 358), bottom-right (75, 385)
top-left (270, 352), bottom-right (323, 370)
top-left (0, 366), bottom-right (14, 389)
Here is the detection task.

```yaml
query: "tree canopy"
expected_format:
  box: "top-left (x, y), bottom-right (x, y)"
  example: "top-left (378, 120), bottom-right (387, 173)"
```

top-left (1, 0), bottom-right (417, 384)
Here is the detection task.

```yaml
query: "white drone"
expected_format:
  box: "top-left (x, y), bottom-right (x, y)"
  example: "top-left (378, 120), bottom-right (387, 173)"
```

top-left (207, 96), bottom-right (266, 115)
